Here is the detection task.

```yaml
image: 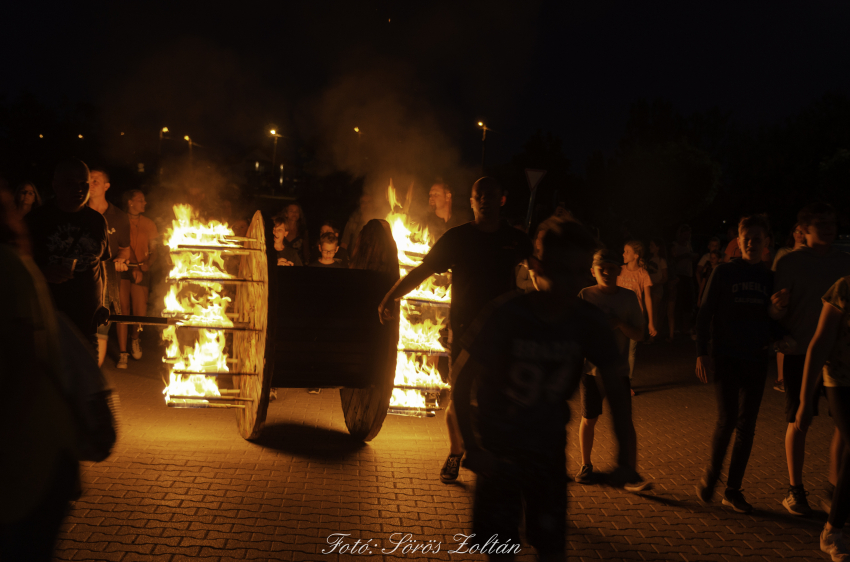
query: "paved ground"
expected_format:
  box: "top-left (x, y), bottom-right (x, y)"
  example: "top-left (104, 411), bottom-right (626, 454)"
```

top-left (55, 332), bottom-right (836, 561)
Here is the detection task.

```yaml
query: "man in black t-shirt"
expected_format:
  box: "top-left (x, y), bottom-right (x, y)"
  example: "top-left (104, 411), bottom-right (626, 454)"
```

top-left (379, 177), bottom-right (533, 483)
top-left (27, 159), bottom-right (110, 347)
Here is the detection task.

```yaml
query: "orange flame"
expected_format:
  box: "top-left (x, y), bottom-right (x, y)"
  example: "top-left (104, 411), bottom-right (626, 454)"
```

top-left (385, 182), bottom-right (452, 412)
top-left (162, 205), bottom-right (235, 405)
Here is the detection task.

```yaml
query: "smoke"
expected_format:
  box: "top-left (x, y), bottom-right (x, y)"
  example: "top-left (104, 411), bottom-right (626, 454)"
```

top-left (303, 63), bottom-right (479, 219)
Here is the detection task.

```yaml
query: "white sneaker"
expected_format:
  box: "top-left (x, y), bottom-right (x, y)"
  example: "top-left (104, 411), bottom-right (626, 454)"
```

top-left (117, 353), bottom-right (129, 369)
top-left (822, 527), bottom-right (850, 561)
top-left (131, 338), bottom-right (142, 360)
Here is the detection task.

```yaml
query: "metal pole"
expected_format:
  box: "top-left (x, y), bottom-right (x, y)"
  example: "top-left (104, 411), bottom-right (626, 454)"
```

top-left (481, 127), bottom-right (487, 174)
top-left (272, 136), bottom-right (278, 169)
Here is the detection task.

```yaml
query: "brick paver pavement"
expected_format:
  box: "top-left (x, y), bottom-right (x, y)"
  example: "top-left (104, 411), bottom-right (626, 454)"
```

top-left (54, 334), bottom-right (835, 561)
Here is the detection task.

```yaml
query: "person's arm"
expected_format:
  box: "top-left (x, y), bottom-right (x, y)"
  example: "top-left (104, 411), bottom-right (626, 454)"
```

top-left (769, 260), bottom-right (790, 319)
top-left (378, 263), bottom-right (436, 323)
top-left (796, 301), bottom-right (844, 431)
top-left (695, 266), bottom-right (720, 383)
top-left (643, 283), bottom-right (656, 337)
top-left (114, 246), bottom-right (131, 272)
top-left (612, 313), bottom-right (643, 342)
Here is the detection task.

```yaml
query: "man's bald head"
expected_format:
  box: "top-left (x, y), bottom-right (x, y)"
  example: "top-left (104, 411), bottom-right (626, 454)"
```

top-left (53, 158), bottom-right (91, 212)
top-left (470, 176), bottom-right (506, 224)
top-left (472, 176), bottom-right (504, 196)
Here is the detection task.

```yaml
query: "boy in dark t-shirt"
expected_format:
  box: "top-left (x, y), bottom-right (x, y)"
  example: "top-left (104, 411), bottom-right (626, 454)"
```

top-left (27, 159), bottom-right (110, 347)
top-left (454, 221), bottom-right (645, 560)
top-left (378, 177), bottom-right (532, 483)
top-left (695, 214), bottom-right (791, 514)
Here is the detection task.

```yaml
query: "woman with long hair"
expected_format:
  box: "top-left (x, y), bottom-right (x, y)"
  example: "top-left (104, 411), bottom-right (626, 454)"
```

top-left (281, 203), bottom-right (310, 266)
top-left (13, 182), bottom-right (41, 217)
top-left (619, 239), bottom-right (656, 391)
top-left (349, 219), bottom-right (399, 276)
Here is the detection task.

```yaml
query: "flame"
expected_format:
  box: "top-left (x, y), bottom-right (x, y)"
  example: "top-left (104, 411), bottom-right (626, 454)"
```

top-left (385, 182), bottom-right (452, 413)
top-left (162, 205), bottom-right (235, 405)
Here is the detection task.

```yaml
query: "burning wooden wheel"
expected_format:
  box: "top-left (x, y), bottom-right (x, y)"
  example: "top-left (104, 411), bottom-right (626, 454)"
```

top-left (233, 211), bottom-right (271, 439)
top-left (161, 206), bottom-right (271, 440)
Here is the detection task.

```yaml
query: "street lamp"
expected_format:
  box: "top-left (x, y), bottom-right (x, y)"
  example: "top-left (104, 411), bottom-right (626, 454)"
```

top-left (184, 135), bottom-right (193, 165)
top-left (477, 121), bottom-right (490, 174)
top-left (158, 127), bottom-right (169, 178)
top-left (270, 129), bottom-right (284, 170)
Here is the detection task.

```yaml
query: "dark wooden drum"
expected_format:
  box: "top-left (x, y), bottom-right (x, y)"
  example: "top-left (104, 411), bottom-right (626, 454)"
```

top-left (260, 266), bottom-right (400, 441)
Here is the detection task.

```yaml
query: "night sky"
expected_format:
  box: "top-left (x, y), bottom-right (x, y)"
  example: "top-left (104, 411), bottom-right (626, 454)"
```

top-left (3, 1), bottom-right (850, 171)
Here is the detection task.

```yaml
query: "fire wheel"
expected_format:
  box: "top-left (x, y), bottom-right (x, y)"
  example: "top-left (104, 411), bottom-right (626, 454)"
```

top-left (233, 211), bottom-right (271, 439)
top-left (339, 302), bottom-right (398, 441)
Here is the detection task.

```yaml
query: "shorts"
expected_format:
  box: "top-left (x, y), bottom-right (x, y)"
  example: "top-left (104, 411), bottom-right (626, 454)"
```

top-left (784, 354), bottom-right (823, 422)
top-left (580, 373), bottom-right (631, 420)
top-left (121, 269), bottom-right (151, 288)
top-left (448, 326), bottom-right (465, 385)
top-left (472, 452), bottom-right (566, 555)
top-left (97, 267), bottom-right (122, 338)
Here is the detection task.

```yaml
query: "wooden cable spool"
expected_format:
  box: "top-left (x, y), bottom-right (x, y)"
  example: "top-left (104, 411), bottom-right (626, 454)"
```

top-left (233, 211), bottom-right (271, 439)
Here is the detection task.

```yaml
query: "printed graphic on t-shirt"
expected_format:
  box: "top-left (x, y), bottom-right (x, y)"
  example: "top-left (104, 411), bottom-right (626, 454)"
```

top-left (46, 223), bottom-right (104, 272)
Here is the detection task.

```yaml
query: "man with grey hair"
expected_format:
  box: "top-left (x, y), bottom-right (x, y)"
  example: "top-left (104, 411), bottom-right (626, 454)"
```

top-left (26, 159), bottom-right (110, 347)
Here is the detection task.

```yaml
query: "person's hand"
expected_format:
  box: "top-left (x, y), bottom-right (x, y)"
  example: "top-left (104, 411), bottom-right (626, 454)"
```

top-left (378, 298), bottom-right (394, 325)
top-left (461, 449), bottom-right (499, 477)
top-left (775, 335), bottom-right (797, 354)
top-left (771, 288), bottom-right (790, 310)
top-left (795, 403), bottom-right (813, 432)
top-left (132, 270), bottom-right (143, 284)
top-left (696, 355), bottom-right (714, 384)
top-left (277, 258), bottom-right (294, 266)
top-left (114, 258), bottom-right (129, 272)
top-left (648, 323), bottom-right (658, 338)
top-left (43, 263), bottom-right (73, 284)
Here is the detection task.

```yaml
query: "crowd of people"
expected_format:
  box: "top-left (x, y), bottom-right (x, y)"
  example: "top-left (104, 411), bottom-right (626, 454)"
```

top-left (4, 159), bottom-right (850, 561)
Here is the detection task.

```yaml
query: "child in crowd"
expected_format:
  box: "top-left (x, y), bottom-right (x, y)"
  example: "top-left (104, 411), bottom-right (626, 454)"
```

top-left (619, 240), bottom-right (655, 388)
top-left (310, 232), bottom-right (345, 268)
top-left (272, 214), bottom-right (302, 267)
top-left (453, 224), bottom-right (647, 562)
top-left (797, 273), bottom-right (850, 560)
top-left (575, 249), bottom-right (645, 483)
top-left (697, 237), bottom-right (721, 285)
top-left (320, 221), bottom-right (348, 267)
top-left (772, 202), bottom-right (850, 517)
top-left (695, 214), bottom-right (790, 514)
top-left (697, 250), bottom-right (722, 306)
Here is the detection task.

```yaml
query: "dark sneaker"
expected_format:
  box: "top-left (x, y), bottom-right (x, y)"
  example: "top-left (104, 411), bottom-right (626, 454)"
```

top-left (440, 454), bottom-right (463, 483)
top-left (783, 486), bottom-right (813, 515)
top-left (696, 477), bottom-right (715, 504)
top-left (821, 527), bottom-right (850, 561)
top-left (722, 488), bottom-right (752, 513)
top-left (774, 380), bottom-right (785, 392)
top-left (574, 464), bottom-right (593, 484)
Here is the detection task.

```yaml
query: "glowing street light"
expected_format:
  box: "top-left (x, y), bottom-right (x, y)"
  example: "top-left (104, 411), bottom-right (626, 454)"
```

top-left (270, 129), bottom-right (284, 170)
top-left (477, 121), bottom-right (490, 173)
top-left (78, 134), bottom-right (84, 139)
top-left (38, 134), bottom-right (43, 139)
